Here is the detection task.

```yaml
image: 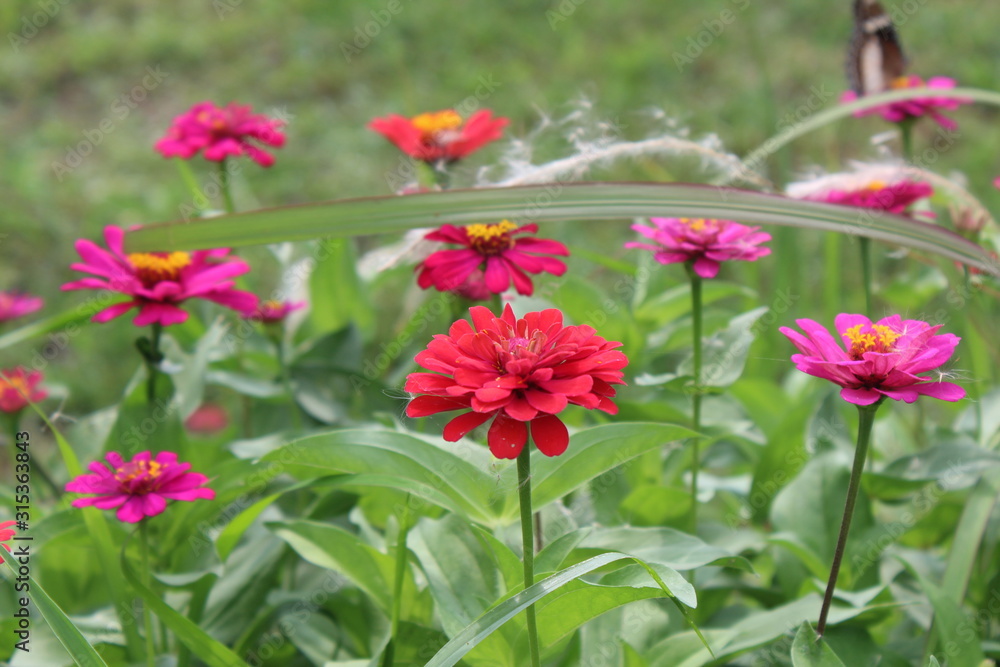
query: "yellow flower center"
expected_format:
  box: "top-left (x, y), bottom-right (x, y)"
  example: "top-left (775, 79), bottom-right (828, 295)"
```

top-left (127, 251), bottom-right (192, 287)
top-left (845, 323), bottom-right (901, 360)
top-left (261, 300), bottom-right (282, 310)
top-left (114, 459), bottom-right (164, 484)
top-left (411, 110), bottom-right (463, 139)
top-left (863, 180), bottom-right (887, 191)
top-left (465, 220), bottom-right (518, 255)
top-left (889, 76), bottom-right (920, 90)
top-left (679, 218), bottom-right (710, 232)
top-left (0, 375), bottom-right (29, 396)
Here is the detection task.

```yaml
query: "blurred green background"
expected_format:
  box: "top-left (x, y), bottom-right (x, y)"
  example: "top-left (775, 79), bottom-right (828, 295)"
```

top-left (1, 0), bottom-right (998, 410)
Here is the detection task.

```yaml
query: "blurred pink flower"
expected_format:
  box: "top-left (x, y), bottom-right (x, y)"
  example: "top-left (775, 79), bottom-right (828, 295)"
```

top-left (0, 520), bottom-right (16, 552)
top-left (65, 451), bottom-right (215, 523)
top-left (155, 101), bottom-right (286, 167)
top-left (0, 367), bottom-right (46, 413)
top-left (243, 299), bottom-right (306, 323)
top-left (0, 291), bottom-right (43, 323)
top-left (369, 109), bottom-right (508, 164)
top-left (62, 226), bottom-right (258, 327)
top-left (841, 76), bottom-right (969, 130)
top-left (184, 403), bottom-right (229, 434)
top-left (780, 314), bottom-right (964, 406)
top-left (817, 179), bottom-right (933, 216)
top-left (417, 221), bottom-right (569, 298)
top-left (626, 217), bottom-right (771, 278)
top-left (405, 305), bottom-right (627, 458)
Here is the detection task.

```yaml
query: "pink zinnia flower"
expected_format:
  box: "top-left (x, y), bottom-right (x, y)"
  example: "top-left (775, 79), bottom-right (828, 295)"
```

top-left (417, 221), bottom-right (569, 298)
top-left (780, 314), bottom-right (965, 406)
top-left (0, 520), bottom-right (16, 553)
top-left (0, 291), bottom-right (43, 323)
top-left (405, 305), bottom-right (628, 458)
top-left (369, 109), bottom-right (508, 163)
top-left (184, 403), bottom-right (229, 434)
top-left (841, 76), bottom-right (969, 130)
top-left (0, 367), bottom-right (46, 413)
top-left (817, 179), bottom-right (933, 216)
top-left (62, 225), bottom-right (258, 327)
top-left (65, 451), bottom-right (215, 523)
top-left (243, 299), bottom-right (306, 323)
top-left (155, 102), bottom-right (286, 167)
top-left (626, 217), bottom-right (771, 278)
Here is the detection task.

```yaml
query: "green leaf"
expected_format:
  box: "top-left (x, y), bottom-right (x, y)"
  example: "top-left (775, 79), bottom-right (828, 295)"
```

top-left (572, 525), bottom-right (753, 572)
top-left (634, 281), bottom-right (753, 324)
top-left (424, 551), bottom-right (708, 667)
top-left (791, 622), bottom-right (846, 667)
top-left (124, 182), bottom-right (998, 275)
top-left (308, 238), bottom-right (374, 336)
top-left (0, 305), bottom-right (99, 352)
top-left (0, 546), bottom-right (109, 667)
top-left (119, 542), bottom-right (248, 667)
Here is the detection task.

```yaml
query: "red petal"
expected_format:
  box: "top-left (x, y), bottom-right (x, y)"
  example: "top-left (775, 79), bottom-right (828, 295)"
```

top-left (488, 413), bottom-right (527, 459)
top-left (530, 415), bottom-right (569, 456)
top-left (524, 389), bottom-right (568, 414)
top-left (406, 395), bottom-right (470, 417)
top-left (443, 411), bottom-right (493, 441)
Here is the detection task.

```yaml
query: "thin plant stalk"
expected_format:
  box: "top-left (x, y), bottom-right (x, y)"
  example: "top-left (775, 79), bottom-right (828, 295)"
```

top-left (686, 263), bottom-right (704, 531)
top-left (382, 498), bottom-right (412, 667)
top-left (859, 237), bottom-right (873, 314)
top-left (139, 521), bottom-right (156, 667)
top-left (272, 330), bottom-right (302, 431)
top-left (817, 400), bottom-right (883, 637)
top-left (218, 159), bottom-right (236, 215)
top-left (145, 322), bottom-right (163, 405)
top-left (517, 446), bottom-right (542, 667)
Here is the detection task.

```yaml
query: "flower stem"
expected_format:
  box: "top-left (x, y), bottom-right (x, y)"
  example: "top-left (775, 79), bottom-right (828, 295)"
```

top-left (218, 159), bottom-right (236, 215)
top-left (139, 521), bottom-right (156, 667)
top-left (383, 497), bottom-right (412, 667)
top-left (817, 400), bottom-right (882, 637)
top-left (273, 331), bottom-right (302, 431)
top-left (899, 118), bottom-right (915, 163)
top-left (859, 237), bottom-right (873, 315)
top-left (145, 323), bottom-right (163, 405)
top-left (517, 446), bottom-right (541, 667)
top-left (686, 264), bottom-right (704, 532)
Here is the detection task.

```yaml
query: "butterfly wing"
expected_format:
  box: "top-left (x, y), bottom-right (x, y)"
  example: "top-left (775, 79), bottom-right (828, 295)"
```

top-left (847, 0), bottom-right (907, 95)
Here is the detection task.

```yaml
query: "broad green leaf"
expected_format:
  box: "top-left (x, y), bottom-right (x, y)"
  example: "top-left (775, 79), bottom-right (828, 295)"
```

top-left (791, 622), bottom-right (846, 667)
top-left (308, 238), bottom-right (374, 337)
top-left (124, 182), bottom-right (998, 275)
top-left (619, 484), bottom-right (692, 525)
top-left (634, 281), bottom-right (753, 324)
top-left (0, 546), bottom-right (109, 667)
top-left (119, 543), bottom-right (248, 667)
top-left (572, 526), bottom-right (752, 572)
top-left (261, 429), bottom-right (498, 525)
top-left (0, 304), bottom-right (99, 352)
top-left (534, 528), bottom-right (592, 575)
top-left (677, 306), bottom-right (768, 389)
top-left (424, 552), bottom-right (708, 667)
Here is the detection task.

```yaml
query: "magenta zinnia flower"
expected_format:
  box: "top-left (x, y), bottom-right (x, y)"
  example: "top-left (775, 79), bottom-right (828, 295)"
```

top-left (0, 520), bottom-right (16, 553)
top-left (369, 109), bottom-right (508, 164)
top-left (626, 217), bottom-right (771, 278)
top-left (62, 225), bottom-right (258, 327)
top-left (155, 101), bottom-right (286, 167)
top-left (405, 305), bottom-right (628, 458)
top-left (243, 299), bottom-right (306, 323)
top-left (841, 76), bottom-right (969, 130)
top-left (416, 221), bottom-right (569, 298)
top-left (0, 367), bottom-right (46, 413)
top-left (65, 451), bottom-right (215, 523)
top-left (0, 291), bottom-right (43, 323)
top-left (816, 179), bottom-right (933, 216)
top-left (780, 314), bottom-right (964, 406)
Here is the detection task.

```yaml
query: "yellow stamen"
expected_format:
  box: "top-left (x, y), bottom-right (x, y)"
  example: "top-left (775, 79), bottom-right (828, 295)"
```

top-left (679, 218), bottom-right (709, 231)
top-left (863, 180), bottom-right (887, 191)
top-left (411, 110), bottom-right (463, 137)
top-left (845, 323), bottom-right (901, 359)
top-left (889, 76), bottom-right (919, 90)
top-left (114, 460), bottom-right (164, 483)
top-left (465, 220), bottom-right (518, 255)
top-left (128, 251), bottom-right (192, 286)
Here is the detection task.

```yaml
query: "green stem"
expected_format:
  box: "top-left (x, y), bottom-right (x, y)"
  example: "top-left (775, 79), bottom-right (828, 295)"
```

top-left (899, 119), bottom-right (915, 163)
top-left (517, 446), bottom-right (541, 667)
top-left (218, 159), bottom-right (236, 215)
top-left (145, 323), bottom-right (163, 405)
top-left (686, 264), bottom-right (703, 532)
top-left (859, 237), bottom-right (873, 315)
top-left (383, 499), bottom-right (412, 667)
top-left (817, 400), bottom-right (883, 637)
top-left (273, 332), bottom-right (302, 431)
top-left (139, 522), bottom-right (156, 667)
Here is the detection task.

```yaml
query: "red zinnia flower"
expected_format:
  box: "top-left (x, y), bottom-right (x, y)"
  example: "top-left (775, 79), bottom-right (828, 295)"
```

top-left (626, 217), bottom-right (771, 278)
top-left (369, 109), bottom-right (508, 163)
top-left (841, 76), bottom-right (969, 130)
top-left (155, 101), bottom-right (286, 167)
top-left (780, 314), bottom-right (964, 406)
top-left (62, 225), bottom-right (258, 327)
top-left (0, 520), bottom-right (16, 552)
top-left (0, 291), bottom-right (43, 323)
top-left (65, 451), bottom-right (215, 523)
top-left (405, 305), bottom-right (628, 458)
top-left (416, 221), bottom-right (569, 298)
top-left (0, 367), bottom-right (46, 413)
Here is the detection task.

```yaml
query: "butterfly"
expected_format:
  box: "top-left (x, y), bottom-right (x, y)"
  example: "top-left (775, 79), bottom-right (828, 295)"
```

top-left (847, 0), bottom-right (907, 95)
